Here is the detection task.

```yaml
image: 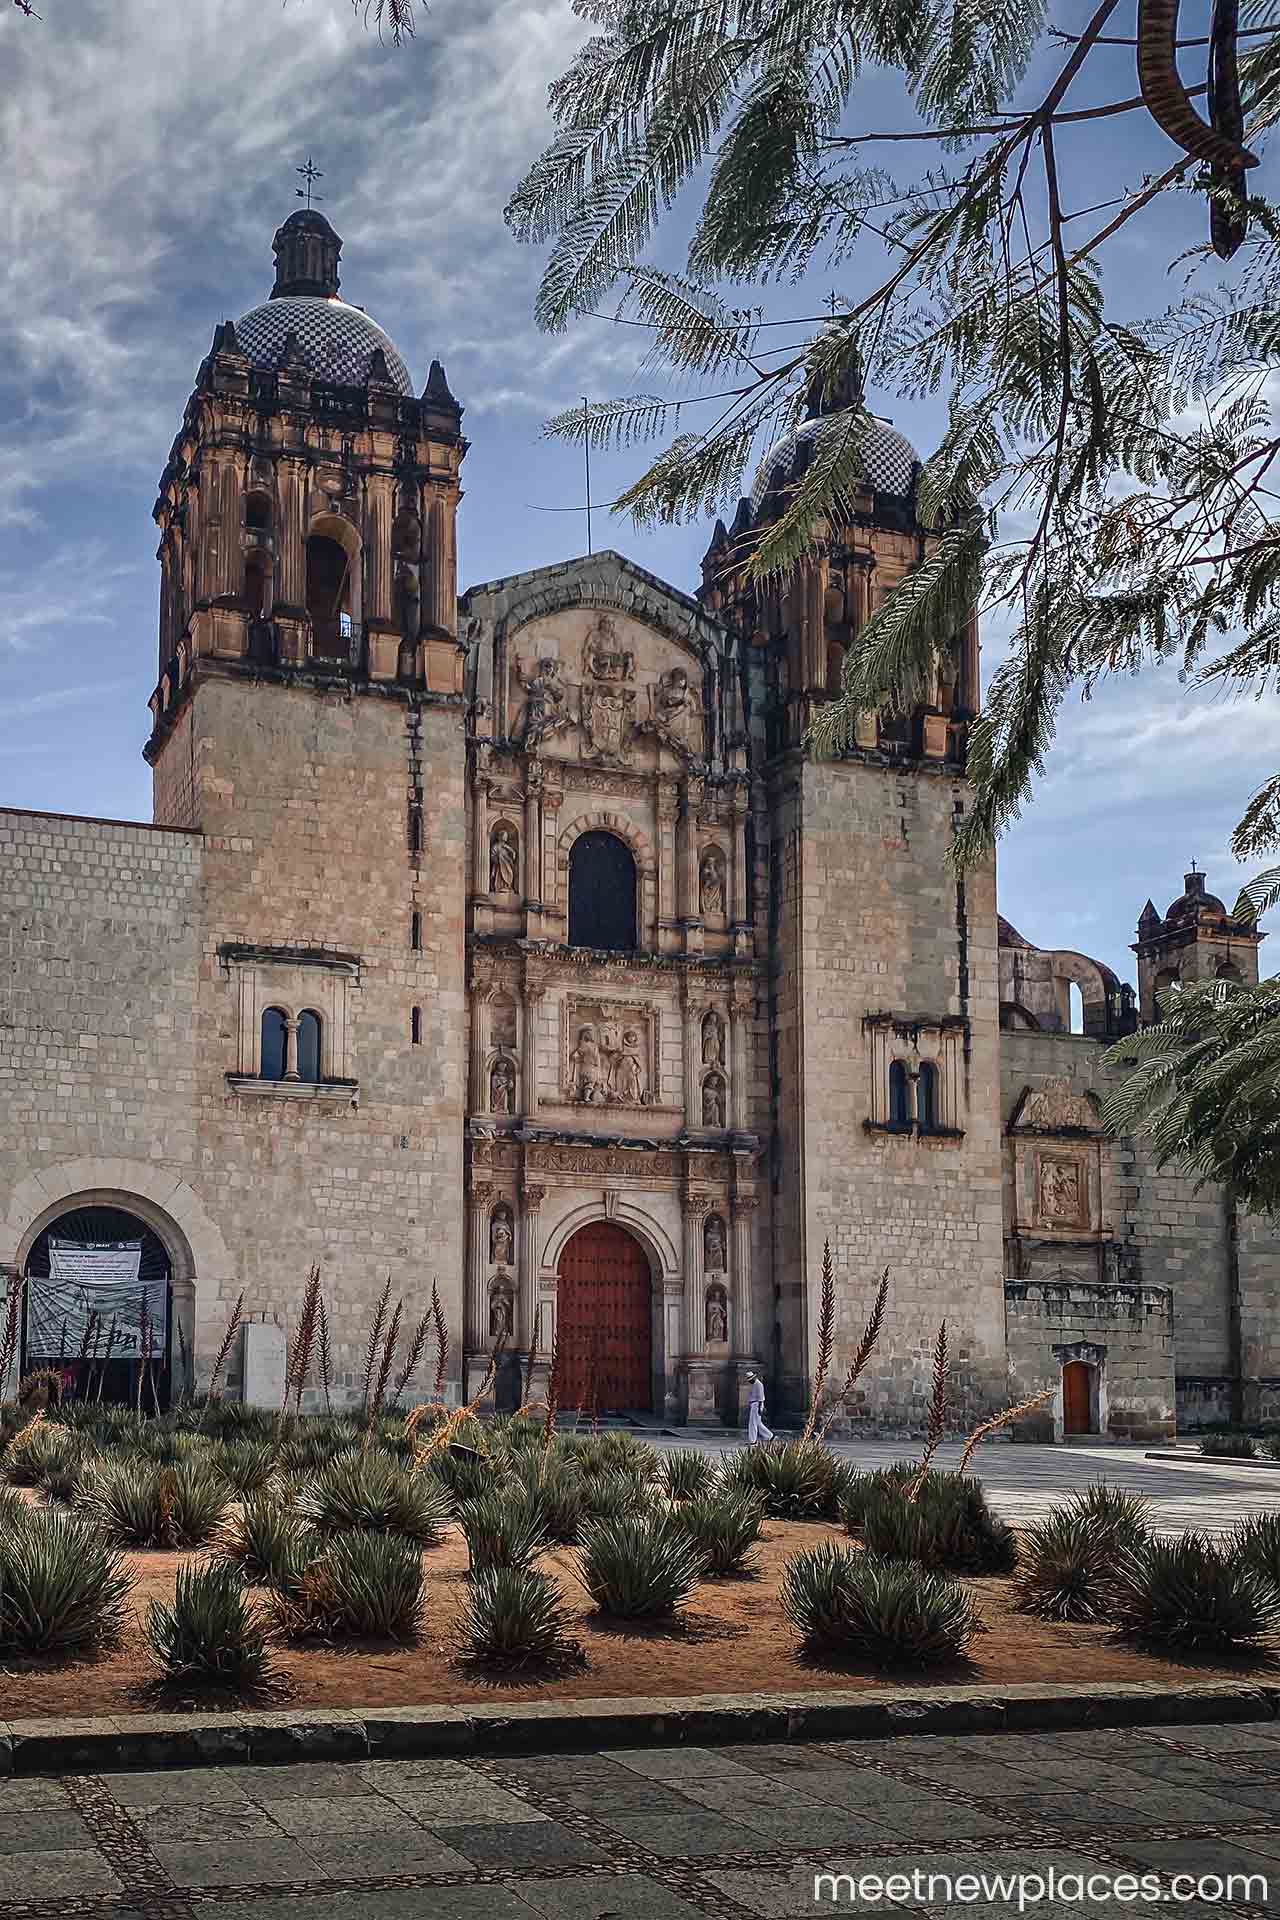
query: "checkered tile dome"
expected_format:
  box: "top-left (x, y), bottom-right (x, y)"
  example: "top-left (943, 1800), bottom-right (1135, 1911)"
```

top-left (751, 412), bottom-right (920, 509)
top-left (233, 295), bottom-right (415, 396)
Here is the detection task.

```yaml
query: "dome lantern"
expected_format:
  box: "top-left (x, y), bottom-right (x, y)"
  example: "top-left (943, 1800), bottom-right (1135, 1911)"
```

top-left (272, 209), bottom-right (342, 300)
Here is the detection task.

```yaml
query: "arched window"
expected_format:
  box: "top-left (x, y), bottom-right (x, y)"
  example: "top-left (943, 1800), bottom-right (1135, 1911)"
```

top-left (411, 1006), bottom-right (422, 1046)
top-left (245, 491), bottom-right (272, 532)
top-left (888, 1060), bottom-right (911, 1128)
top-left (1068, 982), bottom-right (1084, 1034)
top-left (306, 533), bottom-right (354, 659)
top-left (260, 1007), bottom-right (288, 1082)
top-left (917, 1061), bottom-right (940, 1132)
top-left (1216, 958), bottom-right (1243, 984)
top-left (411, 911), bottom-right (421, 951)
top-left (297, 1011), bottom-right (322, 1084)
top-left (569, 830), bottom-right (638, 951)
top-left (1154, 966), bottom-right (1180, 1009)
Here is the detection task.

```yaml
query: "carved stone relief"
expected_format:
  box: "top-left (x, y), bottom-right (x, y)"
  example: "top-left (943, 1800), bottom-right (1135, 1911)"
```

top-left (561, 1002), bottom-right (658, 1107)
top-left (579, 618), bottom-right (638, 766)
top-left (1017, 1077), bottom-right (1098, 1132)
top-left (1036, 1152), bottom-right (1089, 1228)
top-left (646, 665), bottom-right (699, 756)
top-left (514, 655), bottom-right (570, 746)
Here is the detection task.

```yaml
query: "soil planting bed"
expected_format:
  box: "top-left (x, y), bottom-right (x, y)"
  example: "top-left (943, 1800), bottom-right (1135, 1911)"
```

top-left (0, 1517), bottom-right (1271, 1719)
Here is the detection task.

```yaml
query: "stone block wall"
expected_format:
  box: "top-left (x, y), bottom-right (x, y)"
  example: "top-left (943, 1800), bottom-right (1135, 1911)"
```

top-left (1004, 1278), bottom-right (1175, 1441)
top-left (769, 754), bottom-right (1007, 1426)
top-left (1001, 1029), bottom-right (1280, 1430)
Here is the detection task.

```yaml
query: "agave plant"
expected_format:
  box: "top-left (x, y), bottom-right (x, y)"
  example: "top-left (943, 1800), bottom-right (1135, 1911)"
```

top-left (781, 1542), bottom-right (980, 1665)
top-left (751, 1440), bottom-right (847, 1520)
top-left (577, 1511), bottom-right (704, 1618)
top-left (505, 1456), bottom-right (584, 1545)
top-left (1067, 1481), bottom-right (1152, 1551)
top-left (273, 1529), bottom-right (424, 1640)
top-left (1199, 1432), bottom-right (1258, 1459)
top-left (590, 1432), bottom-right (661, 1480)
top-left (661, 1449), bottom-right (716, 1502)
top-left (147, 1561), bottom-right (275, 1688)
top-left (0, 1509), bottom-right (133, 1654)
top-left (1113, 1533), bottom-right (1280, 1651)
top-left (84, 1460), bottom-right (228, 1549)
top-left (217, 1492), bottom-right (313, 1587)
top-left (1014, 1508), bottom-right (1120, 1621)
top-left (457, 1565), bottom-right (582, 1667)
top-left (293, 1451), bottom-right (451, 1545)
top-left (862, 1472), bottom-right (1017, 1575)
top-left (457, 1487), bottom-right (547, 1574)
top-left (213, 1440), bottom-right (279, 1496)
top-left (675, 1490), bottom-right (764, 1576)
top-left (578, 1468), bottom-right (652, 1523)
top-left (1229, 1511), bottom-right (1280, 1586)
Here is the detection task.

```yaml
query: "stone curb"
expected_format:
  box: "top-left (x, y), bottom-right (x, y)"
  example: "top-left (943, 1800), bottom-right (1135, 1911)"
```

top-left (0, 1681), bottom-right (1276, 1777)
top-left (1145, 1450), bottom-right (1280, 1470)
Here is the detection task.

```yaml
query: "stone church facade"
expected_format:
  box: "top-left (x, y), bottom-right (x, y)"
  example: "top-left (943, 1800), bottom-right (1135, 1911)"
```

top-left (1, 211), bottom-right (1277, 1437)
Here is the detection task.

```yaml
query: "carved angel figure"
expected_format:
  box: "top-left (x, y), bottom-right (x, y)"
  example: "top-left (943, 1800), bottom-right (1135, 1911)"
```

top-left (516, 656), bottom-right (567, 745)
top-left (651, 664), bottom-right (696, 749)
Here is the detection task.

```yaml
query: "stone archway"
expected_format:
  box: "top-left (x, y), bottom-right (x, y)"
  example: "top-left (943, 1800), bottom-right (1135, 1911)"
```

top-left (557, 1221), bottom-right (653, 1413)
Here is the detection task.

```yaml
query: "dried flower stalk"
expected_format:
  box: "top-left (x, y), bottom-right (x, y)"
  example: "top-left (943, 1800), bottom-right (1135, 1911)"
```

top-left (904, 1320), bottom-right (949, 1504)
top-left (0, 1276), bottom-right (24, 1400)
top-left (360, 1276), bottom-right (393, 1417)
top-left (430, 1280), bottom-right (448, 1397)
top-left (802, 1239), bottom-right (837, 1445)
top-left (816, 1266), bottom-right (891, 1439)
top-left (202, 1290), bottom-right (245, 1423)
top-left (957, 1387), bottom-right (1055, 1475)
top-left (286, 1265), bottom-right (324, 1417)
top-left (539, 1328), bottom-right (562, 1473)
top-left (317, 1295), bottom-right (333, 1414)
top-left (364, 1298), bottom-right (403, 1442)
top-left (391, 1305), bottom-right (432, 1407)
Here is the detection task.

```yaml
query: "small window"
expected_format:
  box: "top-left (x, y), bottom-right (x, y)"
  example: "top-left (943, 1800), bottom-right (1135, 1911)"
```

top-left (411, 1007), bottom-right (422, 1045)
top-left (917, 1061), bottom-right (940, 1132)
top-left (260, 1007), bottom-right (288, 1082)
top-left (297, 1010), bottom-right (322, 1084)
top-left (888, 1060), bottom-right (911, 1128)
top-left (411, 910), bottom-right (421, 951)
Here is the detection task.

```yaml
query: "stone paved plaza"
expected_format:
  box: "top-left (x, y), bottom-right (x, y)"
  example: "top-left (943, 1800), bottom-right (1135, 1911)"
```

top-left (645, 1438), bottom-right (1280, 1537)
top-left (2, 1721), bottom-right (1277, 1919)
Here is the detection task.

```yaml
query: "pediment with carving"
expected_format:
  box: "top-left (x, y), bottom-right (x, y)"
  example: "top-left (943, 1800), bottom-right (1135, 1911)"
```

top-left (509, 608), bottom-right (707, 768)
top-left (1010, 1076), bottom-right (1100, 1134)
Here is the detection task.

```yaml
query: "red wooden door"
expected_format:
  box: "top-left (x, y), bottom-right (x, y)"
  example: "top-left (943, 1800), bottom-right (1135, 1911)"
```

top-left (558, 1223), bottom-right (652, 1413)
top-left (1063, 1361), bottom-right (1092, 1435)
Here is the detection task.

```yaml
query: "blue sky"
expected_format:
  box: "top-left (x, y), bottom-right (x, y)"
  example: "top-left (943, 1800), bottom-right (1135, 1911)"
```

top-left (1, 0), bottom-right (1273, 983)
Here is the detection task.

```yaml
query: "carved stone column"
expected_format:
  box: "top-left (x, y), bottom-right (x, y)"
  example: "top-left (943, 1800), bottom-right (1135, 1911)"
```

top-left (470, 985), bottom-right (493, 1114)
top-left (427, 492), bottom-right (455, 637)
top-left (682, 1194), bottom-right (711, 1356)
top-left (472, 773), bottom-right (491, 900)
top-left (730, 792), bottom-right (749, 932)
top-left (731, 1194), bottom-right (758, 1357)
top-left (521, 986), bottom-right (545, 1121)
top-left (729, 984), bottom-right (752, 1131)
top-left (282, 1016), bottom-right (300, 1082)
top-left (467, 1183), bottom-right (493, 1350)
top-left (366, 473), bottom-right (394, 629)
top-left (682, 992), bottom-right (701, 1123)
top-left (523, 764), bottom-right (543, 908)
top-left (520, 1184), bottom-right (545, 1351)
top-left (656, 785), bottom-right (678, 945)
top-left (275, 458), bottom-right (307, 613)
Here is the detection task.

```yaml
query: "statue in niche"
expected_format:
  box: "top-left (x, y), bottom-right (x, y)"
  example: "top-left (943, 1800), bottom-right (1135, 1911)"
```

top-left (568, 1023), bottom-right (607, 1104)
top-left (490, 824), bottom-right (519, 894)
top-left (583, 614), bottom-right (634, 684)
top-left (490, 1053), bottom-right (516, 1114)
top-left (489, 1285), bottom-right (514, 1341)
top-left (490, 1207), bottom-right (514, 1266)
top-left (515, 656), bottom-right (568, 746)
top-left (610, 1027), bottom-right (647, 1105)
top-left (705, 1285), bottom-right (728, 1345)
top-left (490, 998), bottom-right (518, 1050)
top-left (702, 1011), bottom-right (724, 1067)
top-left (704, 1213), bottom-right (727, 1272)
top-left (702, 1073), bottom-right (727, 1129)
top-left (700, 847), bottom-right (726, 917)
top-left (394, 556), bottom-right (421, 643)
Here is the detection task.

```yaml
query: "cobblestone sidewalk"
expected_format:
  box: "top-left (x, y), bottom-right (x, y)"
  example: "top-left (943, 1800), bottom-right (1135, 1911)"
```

top-left (2, 1719), bottom-right (1277, 1919)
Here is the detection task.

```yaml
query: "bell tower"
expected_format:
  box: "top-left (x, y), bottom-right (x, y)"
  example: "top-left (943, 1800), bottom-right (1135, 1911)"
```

top-left (147, 208), bottom-right (467, 824)
top-left (1134, 865), bottom-right (1264, 1023)
top-left (703, 380), bottom-right (1003, 1424)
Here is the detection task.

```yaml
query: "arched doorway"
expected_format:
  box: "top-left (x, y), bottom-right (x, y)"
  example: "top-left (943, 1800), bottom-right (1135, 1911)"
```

top-left (1062, 1359), bottom-right (1094, 1437)
top-left (22, 1205), bottom-right (174, 1409)
top-left (557, 1222), bottom-right (652, 1413)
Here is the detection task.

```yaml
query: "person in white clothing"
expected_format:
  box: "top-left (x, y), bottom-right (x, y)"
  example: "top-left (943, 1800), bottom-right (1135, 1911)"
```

top-left (745, 1371), bottom-right (774, 1444)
